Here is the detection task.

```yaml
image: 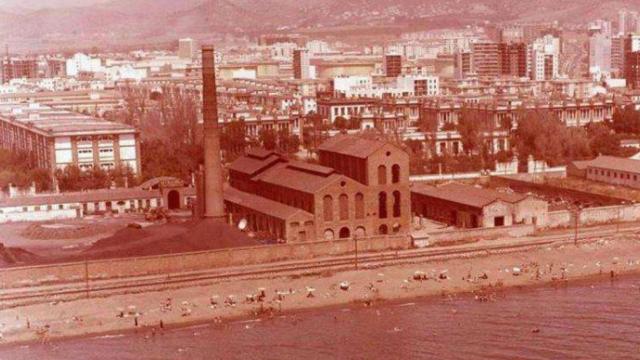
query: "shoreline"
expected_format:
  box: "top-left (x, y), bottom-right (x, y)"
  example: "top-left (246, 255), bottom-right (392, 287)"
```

top-left (1, 235), bottom-right (640, 348)
top-left (3, 270), bottom-right (640, 350)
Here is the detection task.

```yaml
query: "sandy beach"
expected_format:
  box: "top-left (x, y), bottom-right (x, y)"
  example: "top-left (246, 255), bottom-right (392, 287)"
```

top-left (1, 233), bottom-right (639, 347)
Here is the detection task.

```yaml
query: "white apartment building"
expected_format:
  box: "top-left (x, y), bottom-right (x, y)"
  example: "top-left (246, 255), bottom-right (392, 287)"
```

top-left (66, 53), bottom-right (103, 77)
top-left (589, 33), bottom-right (612, 78)
top-left (332, 75), bottom-right (439, 98)
top-left (529, 35), bottom-right (560, 81)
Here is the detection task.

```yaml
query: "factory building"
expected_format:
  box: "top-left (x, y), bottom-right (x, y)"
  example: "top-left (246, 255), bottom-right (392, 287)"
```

top-left (224, 135), bottom-right (411, 243)
top-left (0, 102), bottom-right (140, 176)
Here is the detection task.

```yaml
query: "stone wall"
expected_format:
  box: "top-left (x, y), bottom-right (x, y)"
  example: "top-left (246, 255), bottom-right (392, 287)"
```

top-left (546, 204), bottom-right (640, 229)
top-left (0, 235), bottom-right (410, 288)
top-left (490, 176), bottom-right (625, 206)
top-left (416, 224), bottom-right (535, 247)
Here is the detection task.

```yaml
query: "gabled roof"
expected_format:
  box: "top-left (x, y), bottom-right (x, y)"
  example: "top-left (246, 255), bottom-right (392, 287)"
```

top-left (412, 183), bottom-right (527, 209)
top-left (246, 148), bottom-right (278, 160)
top-left (318, 135), bottom-right (396, 159)
top-left (251, 162), bottom-right (340, 194)
top-left (569, 159), bottom-right (592, 171)
top-left (224, 186), bottom-right (312, 221)
top-left (582, 155), bottom-right (640, 174)
top-left (228, 153), bottom-right (282, 177)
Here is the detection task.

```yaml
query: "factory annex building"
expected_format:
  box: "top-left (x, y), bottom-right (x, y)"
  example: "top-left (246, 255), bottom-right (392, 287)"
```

top-left (411, 183), bottom-right (548, 228)
top-left (225, 135), bottom-right (410, 242)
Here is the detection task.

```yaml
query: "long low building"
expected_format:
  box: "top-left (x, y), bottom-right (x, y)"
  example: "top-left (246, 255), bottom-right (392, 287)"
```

top-left (411, 182), bottom-right (548, 228)
top-left (0, 102), bottom-right (140, 176)
top-left (0, 177), bottom-right (197, 223)
top-left (568, 155), bottom-right (640, 189)
top-left (0, 188), bottom-right (162, 223)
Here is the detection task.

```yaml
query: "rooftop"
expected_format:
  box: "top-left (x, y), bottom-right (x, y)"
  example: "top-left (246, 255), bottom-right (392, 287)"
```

top-left (583, 155), bottom-right (640, 174)
top-left (0, 188), bottom-right (160, 208)
top-left (252, 162), bottom-right (339, 193)
top-left (412, 182), bottom-right (528, 209)
top-left (0, 103), bottom-right (136, 137)
top-left (318, 134), bottom-right (392, 159)
top-left (224, 186), bottom-right (313, 220)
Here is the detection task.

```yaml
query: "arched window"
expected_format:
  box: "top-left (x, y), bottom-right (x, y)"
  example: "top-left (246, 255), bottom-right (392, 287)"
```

top-left (355, 193), bottom-right (364, 219)
top-left (392, 164), bottom-right (400, 184)
top-left (377, 165), bottom-right (387, 185)
top-left (393, 191), bottom-right (401, 218)
top-left (324, 229), bottom-right (335, 241)
top-left (378, 191), bottom-right (387, 219)
top-left (354, 226), bottom-right (366, 238)
top-left (323, 195), bottom-right (333, 221)
top-left (339, 227), bottom-right (350, 239)
top-left (339, 194), bottom-right (349, 220)
top-left (378, 224), bottom-right (388, 235)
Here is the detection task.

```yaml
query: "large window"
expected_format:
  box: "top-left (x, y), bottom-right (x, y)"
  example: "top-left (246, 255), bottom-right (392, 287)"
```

top-left (378, 192), bottom-right (387, 219)
top-left (392, 164), bottom-right (400, 184)
top-left (323, 195), bottom-right (333, 221)
top-left (393, 191), bottom-right (401, 217)
top-left (355, 193), bottom-right (364, 219)
top-left (378, 165), bottom-right (387, 185)
top-left (339, 194), bottom-right (349, 220)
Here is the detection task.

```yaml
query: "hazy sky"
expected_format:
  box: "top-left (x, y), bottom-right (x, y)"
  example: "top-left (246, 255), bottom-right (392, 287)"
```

top-left (0, 0), bottom-right (111, 10)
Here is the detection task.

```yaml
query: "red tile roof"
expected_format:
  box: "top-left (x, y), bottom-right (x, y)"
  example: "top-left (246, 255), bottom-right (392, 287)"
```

top-left (228, 153), bottom-right (282, 177)
top-left (412, 183), bottom-right (527, 209)
top-left (318, 135), bottom-right (390, 159)
top-left (583, 155), bottom-right (640, 174)
top-left (252, 162), bottom-right (340, 193)
top-left (224, 186), bottom-right (313, 220)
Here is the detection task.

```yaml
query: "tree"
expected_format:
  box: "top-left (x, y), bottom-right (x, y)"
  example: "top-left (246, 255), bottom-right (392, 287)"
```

top-left (55, 165), bottom-right (83, 192)
top-left (457, 107), bottom-right (492, 156)
top-left (0, 149), bottom-right (52, 192)
top-left (334, 116), bottom-right (348, 130)
top-left (221, 119), bottom-right (248, 160)
top-left (513, 109), bottom-right (566, 166)
top-left (128, 86), bottom-right (203, 183)
top-left (514, 109), bottom-right (596, 167)
top-left (259, 128), bottom-right (277, 150)
top-left (586, 122), bottom-right (636, 157)
top-left (612, 105), bottom-right (640, 134)
top-left (404, 139), bottom-right (428, 175)
top-left (563, 127), bottom-right (592, 161)
top-left (277, 128), bottom-right (300, 154)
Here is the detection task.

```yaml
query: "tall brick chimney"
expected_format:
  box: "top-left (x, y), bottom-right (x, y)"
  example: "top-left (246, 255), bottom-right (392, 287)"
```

top-left (201, 45), bottom-right (225, 219)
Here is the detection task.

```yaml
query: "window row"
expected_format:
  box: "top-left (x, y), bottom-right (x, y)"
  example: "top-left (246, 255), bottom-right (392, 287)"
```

top-left (322, 191), bottom-right (402, 222)
top-left (589, 167), bottom-right (638, 181)
top-left (377, 164), bottom-right (401, 185)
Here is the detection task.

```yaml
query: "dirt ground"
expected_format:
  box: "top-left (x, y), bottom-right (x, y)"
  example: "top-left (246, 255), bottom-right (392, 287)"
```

top-left (0, 214), bottom-right (149, 258)
top-left (544, 177), bottom-right (640, 202)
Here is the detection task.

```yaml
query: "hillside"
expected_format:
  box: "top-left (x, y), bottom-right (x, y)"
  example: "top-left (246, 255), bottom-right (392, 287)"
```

top-left (1, 0), bottom-right (639, 51)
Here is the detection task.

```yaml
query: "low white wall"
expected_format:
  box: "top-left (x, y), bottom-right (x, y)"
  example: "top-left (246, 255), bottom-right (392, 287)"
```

top-left (0, 208), bottom-right (78, 223)
top-left (545, 203), bottom-right (640, 229)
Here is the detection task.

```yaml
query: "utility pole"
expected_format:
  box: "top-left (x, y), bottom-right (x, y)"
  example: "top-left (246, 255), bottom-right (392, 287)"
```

top-left (574, 207), bottom-right (580, 246)
top-left (84, 259), bottom-right (90, 298)
top-left (616, 203), bottom-right (624, 233)
top-left (354, 234), bottom-right (359, 270)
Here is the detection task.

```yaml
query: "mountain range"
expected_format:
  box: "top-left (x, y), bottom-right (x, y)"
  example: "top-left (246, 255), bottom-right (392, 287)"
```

top-left (1, 0), bottom-right (639, 51)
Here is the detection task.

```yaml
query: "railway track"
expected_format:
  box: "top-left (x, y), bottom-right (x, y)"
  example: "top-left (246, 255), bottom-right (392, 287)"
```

top-left (1, 225), bottom-right (638, 308)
